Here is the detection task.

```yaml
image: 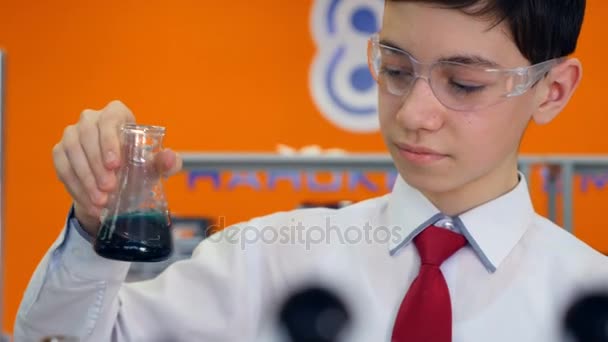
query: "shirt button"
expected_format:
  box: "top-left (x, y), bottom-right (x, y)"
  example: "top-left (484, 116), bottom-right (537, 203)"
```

top-left (435, 218), bottom-right (458, 232)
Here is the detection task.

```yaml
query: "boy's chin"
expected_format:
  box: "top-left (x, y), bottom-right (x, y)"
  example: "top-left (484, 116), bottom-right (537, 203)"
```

top-left (397, 167), bottom-right (462, 195)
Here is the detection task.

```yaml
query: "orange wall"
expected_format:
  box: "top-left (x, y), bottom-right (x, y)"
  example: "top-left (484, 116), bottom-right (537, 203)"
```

top-left (1, 0), bottom-right (608, 332)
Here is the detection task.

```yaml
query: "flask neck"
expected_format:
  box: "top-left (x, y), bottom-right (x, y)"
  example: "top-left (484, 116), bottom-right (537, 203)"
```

top-left (121, 125), bottom-right (165, 164)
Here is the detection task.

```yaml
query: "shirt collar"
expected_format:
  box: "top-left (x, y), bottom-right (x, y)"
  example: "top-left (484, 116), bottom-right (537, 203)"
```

top-left (387, 173), bottom-right (535, 273)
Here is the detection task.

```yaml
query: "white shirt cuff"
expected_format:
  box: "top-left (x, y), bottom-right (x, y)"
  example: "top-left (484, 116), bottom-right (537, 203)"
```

top-left (61, 214), bottom-right (131, 282)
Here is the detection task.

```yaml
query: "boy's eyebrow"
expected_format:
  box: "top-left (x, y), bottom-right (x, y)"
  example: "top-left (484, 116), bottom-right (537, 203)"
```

top-left (378, 38), bottom-right (501, 68)
top-left (379, 38), bottom-right (411, 55)
top-left (437, 54), bottom-right (501, 68)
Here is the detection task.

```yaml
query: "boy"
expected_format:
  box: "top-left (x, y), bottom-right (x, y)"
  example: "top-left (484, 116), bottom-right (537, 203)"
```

top-left (15, 0), bottom-right (608, 341)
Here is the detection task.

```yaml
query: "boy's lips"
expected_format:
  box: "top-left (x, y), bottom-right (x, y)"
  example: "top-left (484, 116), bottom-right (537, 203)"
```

top-left (395, 143), bottom-right (448, 164)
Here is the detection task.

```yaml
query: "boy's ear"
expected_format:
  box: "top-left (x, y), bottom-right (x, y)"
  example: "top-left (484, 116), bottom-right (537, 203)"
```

top-left (532, 58), bottom-right (583, 125)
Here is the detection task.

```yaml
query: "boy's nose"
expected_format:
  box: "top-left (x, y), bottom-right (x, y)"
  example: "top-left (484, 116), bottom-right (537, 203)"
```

top-left (394, 78), bottom-right (446, 133)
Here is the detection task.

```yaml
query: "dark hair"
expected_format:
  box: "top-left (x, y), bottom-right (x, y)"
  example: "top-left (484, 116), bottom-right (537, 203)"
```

top-left (387, 0), bottom-right (586, 64)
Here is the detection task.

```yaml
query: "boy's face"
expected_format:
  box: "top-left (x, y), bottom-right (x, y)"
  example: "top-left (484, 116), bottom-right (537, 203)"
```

top-left (379, 2), bottom-right (544, 212)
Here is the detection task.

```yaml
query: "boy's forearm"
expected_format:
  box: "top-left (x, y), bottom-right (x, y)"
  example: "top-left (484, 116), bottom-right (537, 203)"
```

top-left (14, 220), bottom-right (130, 341)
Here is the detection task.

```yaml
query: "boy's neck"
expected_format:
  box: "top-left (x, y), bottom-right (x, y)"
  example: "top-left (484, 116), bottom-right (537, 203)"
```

top-left (422, 165), bottom-right (521, 217)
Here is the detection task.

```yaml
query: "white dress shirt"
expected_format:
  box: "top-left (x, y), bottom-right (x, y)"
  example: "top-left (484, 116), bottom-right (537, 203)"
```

top-left (14, 175), bottom-right (608, 341)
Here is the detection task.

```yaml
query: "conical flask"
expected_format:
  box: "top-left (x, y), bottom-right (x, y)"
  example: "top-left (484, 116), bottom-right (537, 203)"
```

top-left (94, 123), bottom-right (173, 262)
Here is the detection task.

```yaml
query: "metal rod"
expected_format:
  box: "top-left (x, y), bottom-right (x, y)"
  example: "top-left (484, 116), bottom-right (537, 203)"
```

top-left (519, 163), bottom-right (531, 187)
top-left (562, 162), bottom-right (575, 233)
top-left (547, 173), bottom-right (558, 224)
top-left (180, 152), bottom-right (396, 171)
top-left (181, 152), bottom-right (608, 171)
top-left (519, 156), bottom-right (608, 165)
top-left (0, 49), bottom-right (6, 336)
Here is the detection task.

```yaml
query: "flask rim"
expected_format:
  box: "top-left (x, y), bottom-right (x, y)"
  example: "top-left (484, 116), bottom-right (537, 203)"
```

top-left (121, 123), bottom-right (166, 135)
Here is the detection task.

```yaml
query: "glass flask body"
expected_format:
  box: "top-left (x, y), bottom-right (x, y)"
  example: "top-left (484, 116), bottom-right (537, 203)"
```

top-left (94, 124), bottom-right (172, 262)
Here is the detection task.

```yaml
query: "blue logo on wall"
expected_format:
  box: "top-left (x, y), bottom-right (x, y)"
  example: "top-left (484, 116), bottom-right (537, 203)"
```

top-left (310, 0), bottom-right (384, 133)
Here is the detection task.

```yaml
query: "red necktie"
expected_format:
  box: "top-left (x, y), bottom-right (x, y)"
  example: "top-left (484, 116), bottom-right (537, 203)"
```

top-left (391, 226), bottom-right (467, 342)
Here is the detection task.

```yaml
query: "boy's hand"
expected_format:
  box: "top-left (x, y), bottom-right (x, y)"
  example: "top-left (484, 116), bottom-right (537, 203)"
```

top-left (52, 100), bottom-right (182, 237)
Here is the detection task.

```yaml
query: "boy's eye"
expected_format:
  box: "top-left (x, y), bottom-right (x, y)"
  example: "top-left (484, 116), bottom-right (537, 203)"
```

top-left (380, 66), bottom-right (413, 78)
top-left (448, 79), bottom-right (485, 94)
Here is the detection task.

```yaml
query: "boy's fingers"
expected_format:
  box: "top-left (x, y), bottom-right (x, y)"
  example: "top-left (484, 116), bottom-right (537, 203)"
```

top-left (155, 149), bottom-right (183, 177)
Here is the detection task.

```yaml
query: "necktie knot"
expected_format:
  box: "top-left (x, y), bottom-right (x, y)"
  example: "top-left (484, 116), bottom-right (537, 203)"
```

top-left (414, 225), bottom-right (467, 267)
